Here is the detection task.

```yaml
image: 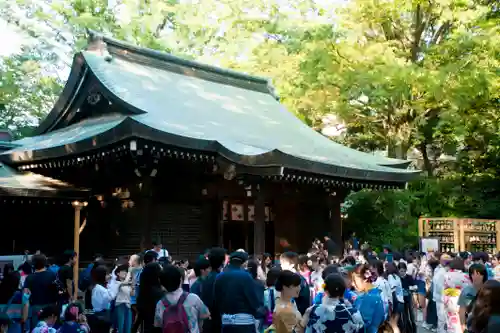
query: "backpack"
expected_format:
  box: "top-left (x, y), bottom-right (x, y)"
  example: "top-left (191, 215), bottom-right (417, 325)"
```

top-left (79, 265), bottom-right (93, 292)
top-left (162, 293), bottom-right (190, 333)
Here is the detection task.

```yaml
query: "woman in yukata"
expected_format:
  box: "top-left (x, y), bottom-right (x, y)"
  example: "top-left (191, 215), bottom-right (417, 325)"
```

top-left (351, 264), bottom-right (385, 333)
top-left (31, 305), bottom-right (58, 333)
top-left (443, 258), bottom-right (471, 333)
top-left (302, 273), bottom-right (365, 333)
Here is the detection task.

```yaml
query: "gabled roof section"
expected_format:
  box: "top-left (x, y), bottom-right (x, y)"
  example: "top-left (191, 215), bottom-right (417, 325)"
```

top-left (8, 32), bottom-right (420, 183)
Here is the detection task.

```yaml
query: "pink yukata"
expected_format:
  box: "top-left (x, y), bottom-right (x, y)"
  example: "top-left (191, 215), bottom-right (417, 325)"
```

top-left (443, 269), bottom-right (471, 333)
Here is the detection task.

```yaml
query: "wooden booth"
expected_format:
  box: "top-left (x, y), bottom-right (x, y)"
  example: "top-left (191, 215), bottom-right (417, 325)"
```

top-left (419, 217), bottom-right (500, 254)
top-left (0, 32), bottom-right (419, 260)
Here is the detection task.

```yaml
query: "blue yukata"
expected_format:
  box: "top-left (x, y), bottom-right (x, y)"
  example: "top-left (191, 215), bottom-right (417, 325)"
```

top-left (214, 265), bottom-right (263, 333)
top-left (305, 297), bottom-right (365, 333)
top-left (353, 288), bottom-right (385, 333)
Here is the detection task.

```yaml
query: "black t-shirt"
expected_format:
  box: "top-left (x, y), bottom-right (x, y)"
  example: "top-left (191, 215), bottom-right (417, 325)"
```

top-left (58, 265), bottom-right (73, 299)
top-left (325, 239), bottom-right (337, 255)
top-left (24, 270), bottom-right (58, 305)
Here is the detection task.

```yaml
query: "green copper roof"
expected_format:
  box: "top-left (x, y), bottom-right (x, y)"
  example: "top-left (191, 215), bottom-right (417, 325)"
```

top-left (85, 51), bottom-right (416, 180)
top-left (0, 34), bottom-right (420, 183)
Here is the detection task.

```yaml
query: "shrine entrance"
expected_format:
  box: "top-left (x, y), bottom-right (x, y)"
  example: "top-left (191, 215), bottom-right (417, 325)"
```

top-left (221, 200), bottom-right (274, 254)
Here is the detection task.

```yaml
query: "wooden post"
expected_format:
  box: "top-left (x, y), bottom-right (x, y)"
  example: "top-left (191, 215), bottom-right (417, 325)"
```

top-left (454, 218), bottom-right (460, 252)
top-left (496, 220), bottom-right (500, 253)
top-left (328, 194), bottom-right (342, 256)
top-left (418, 218), bottom-right (424, 237)
top-left (72, 201), bottom-right (87, 300)
top-left (253, 187), bottom-right (265, 254)
top-left (459, 218), bottom-right (465, 252)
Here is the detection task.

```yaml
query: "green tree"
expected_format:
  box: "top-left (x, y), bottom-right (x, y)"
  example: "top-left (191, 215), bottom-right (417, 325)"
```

top-left (0, 50), bottom-right (62, 138)
top-left (296, 0), bottom-right (499, 174)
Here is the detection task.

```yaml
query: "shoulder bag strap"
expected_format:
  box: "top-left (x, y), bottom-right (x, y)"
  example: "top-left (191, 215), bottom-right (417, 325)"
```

top-left (178, 292), bottom-right (189, 305)
top-left (270, 288), bottom-right (275, 312)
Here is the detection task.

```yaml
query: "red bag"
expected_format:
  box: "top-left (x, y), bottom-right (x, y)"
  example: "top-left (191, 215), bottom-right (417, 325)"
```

top-left (162, 293), bottom-right (190, 333)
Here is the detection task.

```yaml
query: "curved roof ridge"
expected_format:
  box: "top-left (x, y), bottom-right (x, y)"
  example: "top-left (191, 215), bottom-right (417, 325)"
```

top-left (87, 30), bottom-right (278, 98)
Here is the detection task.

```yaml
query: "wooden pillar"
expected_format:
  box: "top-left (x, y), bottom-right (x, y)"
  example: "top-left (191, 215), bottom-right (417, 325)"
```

top-left (328, 194), bottom-right (342, 256)
top-left (459, 218), bottom-right (465, 251)
top-left (253, 187), bottom-right (265, 255)
top-left (72, 200), bottom-right (87, 300)
top-left (496, 220), bottom-right (500, 253)
top-left (418, 218), bottom-right (424, 237)
top-left (139, 177), bottom-right (154, 251)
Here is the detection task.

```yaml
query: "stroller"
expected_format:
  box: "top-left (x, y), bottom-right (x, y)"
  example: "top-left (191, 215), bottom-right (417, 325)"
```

top-left (399, 286), bottom-right (417, 333)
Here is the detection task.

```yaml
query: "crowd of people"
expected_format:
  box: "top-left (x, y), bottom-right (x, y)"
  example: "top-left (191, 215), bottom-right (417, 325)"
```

top-left (1, 240), bottom-right (500, 333)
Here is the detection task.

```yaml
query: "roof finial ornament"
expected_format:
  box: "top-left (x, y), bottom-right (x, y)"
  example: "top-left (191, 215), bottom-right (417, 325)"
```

top-left (86, 31), bottom-right (113, 62)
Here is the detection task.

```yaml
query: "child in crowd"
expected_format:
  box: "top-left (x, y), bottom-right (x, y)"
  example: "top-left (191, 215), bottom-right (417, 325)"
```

top-left (114, 264), bottom-right (133, 333)
top-left (31, 305), bottom-right (58, 333)
top-left (58, 303), bottom-right (89, 333)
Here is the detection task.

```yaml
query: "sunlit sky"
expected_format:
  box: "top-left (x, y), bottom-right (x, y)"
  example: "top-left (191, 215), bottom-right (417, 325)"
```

top-left (0, 18), bottom-right (29, 56)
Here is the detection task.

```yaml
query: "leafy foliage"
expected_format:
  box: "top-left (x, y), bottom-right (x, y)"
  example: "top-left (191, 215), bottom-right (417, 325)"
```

top-left (0, 50), bottom-right (61, 138)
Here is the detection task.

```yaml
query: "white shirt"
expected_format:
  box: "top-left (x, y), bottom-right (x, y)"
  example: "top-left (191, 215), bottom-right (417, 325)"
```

top-left (407, 263), bottom-right (417, 278)
top-left (115, 284), bottom-right (132, 307)
top-left (388, 274), bottom-right (404, 303)
top-left (92, 283), bottom-right (119, 312)
top-left (150, 248), bottom-right (169, 258)
top-left (310, 270), bottom-right (323, 292)
top-left (432, 265), bottom-right (447, 303)
top-left (374, 276), bottom-right (392, 308)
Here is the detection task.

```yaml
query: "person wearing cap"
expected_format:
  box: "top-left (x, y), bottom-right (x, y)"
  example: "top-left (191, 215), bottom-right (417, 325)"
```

top-left (214, 251), bottom-right (262, 333)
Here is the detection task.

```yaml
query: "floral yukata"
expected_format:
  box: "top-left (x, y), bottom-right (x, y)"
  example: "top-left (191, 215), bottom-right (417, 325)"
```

top-left (31, 321), bottom-right (57, 333)
top-left (305, 297), bottom-right (364, 333)
top-left (443, 269), bottom-right (471, 333)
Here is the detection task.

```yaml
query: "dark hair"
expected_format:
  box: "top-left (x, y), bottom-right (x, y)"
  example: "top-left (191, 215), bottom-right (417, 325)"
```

top-left (450, 258), bottom-right (465, 271)
top-left (92, 265), bottom-right (108, 286)
top-left (472, 252), bottom-right (488, 263)
top-left (459, 251), bottom-right (470, 260)
top-left (32, 254), bottom-right (47, 271)
top-left (115, 264), bottom-right (129, 276)
top-left (18, 261), bottom-right (32, 275)
top-left (152, 239), bottom-right (162, 246)
top-left (160, 264), bottom-right (183, 293)
top-left (143, 251), bottom-right (158, 265)
top-left (405, 256), bottom-right (414, 264)
top-left (63, 303), bottom-right (84, 321)
top-left (469, 264), bottom-right (488, 283)
top-left (428, 259), bottom-right (439, 273)
top-left (324, 274), bottom-right (346, 298)
top-left (266, 267), bottom-right (281, 287)
top-left (62, 250), bottom-right (77, 263)
top-left (342, 256), bottom-right (356, 266)
top-left (322, 264), bottom-right (341, 281)
top-left (385, 263), bottom-right (398, 276)
top-left (38, 304), bottom-right (59, 320)
top-left (471, 280), bottom-right (500, 333)
top-left (397, 262), bottom-right (407, 270)
top-left (0, 272), bottom-right (21, 303)
top-left (298, 255), bottom-right (310, 268)
top-left (194, 257), bottom-right (210, 277)
top-left (281, 252), bottom-right (298, 264)
top-left (247, 259), bottom-right (259, 280)
top-left (353, 264), bottom-right (376, 283)
top-left (208, 247), bottom-right (226, 271)
top-left (372, 260), bottom-right (385, 277)
top-left (275, 270), bottom-right (301, 292)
